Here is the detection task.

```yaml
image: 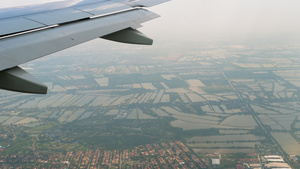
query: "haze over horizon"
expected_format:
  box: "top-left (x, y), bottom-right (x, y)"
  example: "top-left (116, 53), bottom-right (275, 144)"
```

top-left (1, 0), bottom-right (300, 42)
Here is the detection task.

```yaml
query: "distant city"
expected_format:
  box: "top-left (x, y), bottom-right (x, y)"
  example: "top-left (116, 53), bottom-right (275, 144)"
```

top-left (0, 38), bottom-right (300, 168)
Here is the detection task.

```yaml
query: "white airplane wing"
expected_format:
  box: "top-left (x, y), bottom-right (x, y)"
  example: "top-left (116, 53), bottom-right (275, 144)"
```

top-left (0, 0), bottom-right (169, 94)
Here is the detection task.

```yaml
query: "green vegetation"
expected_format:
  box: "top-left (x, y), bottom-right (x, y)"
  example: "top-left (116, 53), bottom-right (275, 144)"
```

top-left (3, 136), bottom-right (32, 155)
top-left (29, 121), bottom-right (60, 131)
top-left (164, 79), bottom-right (189, 88)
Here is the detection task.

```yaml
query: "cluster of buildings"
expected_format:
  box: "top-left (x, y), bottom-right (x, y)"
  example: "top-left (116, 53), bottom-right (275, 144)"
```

top-left (236, 155), bottom-right (293, 169)
top-left (0, 140), bottom-right (214, 168)
top-left (262, 155), bottom-right (291, 169)
top-left (236, 157), bottom-right (260, 169)
top-left (132, 141), bottom-right (207, 169)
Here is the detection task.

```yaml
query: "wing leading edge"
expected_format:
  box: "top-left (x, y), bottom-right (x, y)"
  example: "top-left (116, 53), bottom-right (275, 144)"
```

top-left (0, 0), bottom-right (169, 94)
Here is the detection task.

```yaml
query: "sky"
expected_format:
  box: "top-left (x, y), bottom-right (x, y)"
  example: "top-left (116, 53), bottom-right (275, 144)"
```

top-left (144, 0), bottom-right (300, 41)
top-left (1, 0), bottom-right (300, 41)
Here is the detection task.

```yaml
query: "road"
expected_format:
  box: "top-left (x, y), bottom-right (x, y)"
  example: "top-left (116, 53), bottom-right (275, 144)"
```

top-left (220, 70), bottom-right (292, 165)
top-left (32, 136), bottom-right (38, 151)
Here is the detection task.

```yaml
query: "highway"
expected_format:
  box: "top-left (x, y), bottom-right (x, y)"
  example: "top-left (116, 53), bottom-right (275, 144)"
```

top-left (220, 70), bottom-right (292, 166)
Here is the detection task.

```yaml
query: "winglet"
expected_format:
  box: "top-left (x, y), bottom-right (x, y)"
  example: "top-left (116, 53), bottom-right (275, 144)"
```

top-left (0, 66), bottom-right (47, 94)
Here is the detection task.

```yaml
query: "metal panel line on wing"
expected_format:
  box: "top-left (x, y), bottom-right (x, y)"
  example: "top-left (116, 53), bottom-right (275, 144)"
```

top-left (0, 0), bottom-right (168, 38)
top-left (0, 1), bottom-right (132, 37)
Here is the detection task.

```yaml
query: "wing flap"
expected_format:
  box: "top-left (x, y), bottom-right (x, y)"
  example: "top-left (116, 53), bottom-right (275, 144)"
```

top-left (0, 18), bottom-right (45, 36)
top-left (74, 1), bottom-right (131, 16)
top-left (25, 8), bottom-right (92, 26)
top-left (0, 66), bottom-right (47, 94)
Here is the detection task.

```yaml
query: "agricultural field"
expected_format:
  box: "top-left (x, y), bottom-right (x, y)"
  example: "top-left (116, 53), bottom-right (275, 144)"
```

top-left (271, 132), bottom-right (300, 156)
top-left (151, 108), bottom-right (169, 117)
top-left (78, 111), bottom-right (94, 120)
top-left (14, 118), bottom-right (38, 125)
top-left (187, 135), bottom-right (265, 142)
top-left (220, 115), bottom-right (257, 129)
top-left (219, 130), bottom-right (249, 134)
top-left (2, 117), bottom-right (24, 125)
top-left (95, 78), bottom-right (109, 87)
top-left (193, 148), bottom-right (256, 154)
top-left (0, 116), bottom-right (10, 124)
top-left (127, 109), bottom-right (138, 119)
top-left (64, 109), bottom-right (86, 123)
top-left (106, 109), bottom-right (119, 116)
top-left (188, 142), bottom-right (259, 148)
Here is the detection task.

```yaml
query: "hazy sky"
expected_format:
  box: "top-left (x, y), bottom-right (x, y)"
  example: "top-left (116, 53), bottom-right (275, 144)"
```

top-left (144, 0), bottom-right (300, 40)
top-left (1, 0), bottom-right (300, 41)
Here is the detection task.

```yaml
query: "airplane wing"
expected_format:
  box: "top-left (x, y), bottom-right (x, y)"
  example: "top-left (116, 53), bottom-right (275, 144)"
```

top-left (0, 0), bottom-right (169, 94)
